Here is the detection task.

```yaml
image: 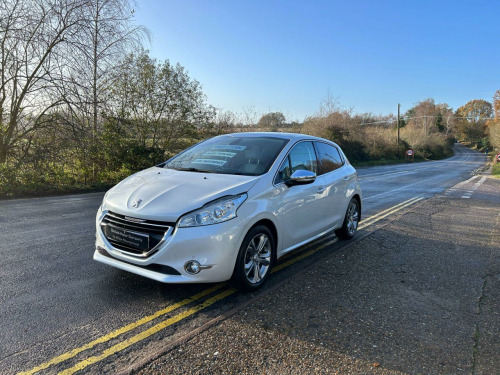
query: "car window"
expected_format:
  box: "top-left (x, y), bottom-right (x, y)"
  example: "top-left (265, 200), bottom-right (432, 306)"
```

top-left (275, 141), bottom-right (318, 184)
top-left (314, 142), bottom-right (344, 174)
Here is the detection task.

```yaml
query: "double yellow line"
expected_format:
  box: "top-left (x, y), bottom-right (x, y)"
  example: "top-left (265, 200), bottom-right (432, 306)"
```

top-left (19, 196), bottom-right (423, 375)
top-left (19, 285), bottom-right (227, 375)
top-left (359, 196), bottom-right (424, 230)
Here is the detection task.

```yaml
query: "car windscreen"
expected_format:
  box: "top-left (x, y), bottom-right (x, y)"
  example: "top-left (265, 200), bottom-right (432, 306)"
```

top-left (164, 136), bottom-right (289, 176)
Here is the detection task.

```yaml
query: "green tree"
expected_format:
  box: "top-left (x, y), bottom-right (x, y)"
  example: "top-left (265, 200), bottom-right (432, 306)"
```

top-left (257, 112), bottom-right (286, 131)
top-left (111, 51), bottom-right (215, 153)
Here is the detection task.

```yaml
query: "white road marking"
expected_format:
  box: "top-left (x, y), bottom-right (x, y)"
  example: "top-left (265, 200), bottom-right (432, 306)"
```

top-left (475, 176), bottom-right (486, 185)
top-left (455, 175), bottom-right (479, 187)
top-left (460, 176), bottom-right (486, 199)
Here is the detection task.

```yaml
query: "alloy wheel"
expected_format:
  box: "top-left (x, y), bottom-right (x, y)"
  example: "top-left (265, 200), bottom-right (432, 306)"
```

top-left (346, 201), bottom-right (359, 236)
top-left (243, 233), bottom-right (272, 284)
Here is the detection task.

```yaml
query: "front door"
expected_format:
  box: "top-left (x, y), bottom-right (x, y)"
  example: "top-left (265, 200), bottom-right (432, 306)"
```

top-left (276, 141), bottom-right (328, 252)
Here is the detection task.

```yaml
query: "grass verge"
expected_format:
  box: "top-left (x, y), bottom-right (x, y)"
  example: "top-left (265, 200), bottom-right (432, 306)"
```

top-left (492, 163), bottom-right (500, 178)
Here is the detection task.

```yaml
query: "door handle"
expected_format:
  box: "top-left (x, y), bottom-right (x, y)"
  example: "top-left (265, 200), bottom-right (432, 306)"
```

top-left (317, 186), bottom-right (325, 193)
top-left (343, 176), bottom-right (349, 181)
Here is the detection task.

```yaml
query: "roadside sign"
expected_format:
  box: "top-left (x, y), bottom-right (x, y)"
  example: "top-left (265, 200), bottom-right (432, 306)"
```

top-left (406, 149), bottom-right (414, 162)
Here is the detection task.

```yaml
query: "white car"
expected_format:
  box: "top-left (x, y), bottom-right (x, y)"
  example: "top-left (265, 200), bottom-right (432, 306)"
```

top-left (95, 132), bottom-right (362, 290)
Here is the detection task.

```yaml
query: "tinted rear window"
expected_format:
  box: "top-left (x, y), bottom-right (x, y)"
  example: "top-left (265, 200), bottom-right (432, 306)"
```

top-left (315, 142), bottom-right (344, 174)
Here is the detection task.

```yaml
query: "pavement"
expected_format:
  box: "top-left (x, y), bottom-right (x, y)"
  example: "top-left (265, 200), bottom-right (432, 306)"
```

top-left (137, 172), bottom-right (500, 375)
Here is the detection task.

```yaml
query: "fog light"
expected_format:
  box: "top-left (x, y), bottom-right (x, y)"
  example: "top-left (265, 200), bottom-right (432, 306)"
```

top-left (185, 260), bottom-right (201, 275)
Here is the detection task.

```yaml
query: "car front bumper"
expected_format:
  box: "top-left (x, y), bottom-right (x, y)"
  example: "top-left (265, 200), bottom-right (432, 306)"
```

top-left (94, 208), bottom-right (245, 283)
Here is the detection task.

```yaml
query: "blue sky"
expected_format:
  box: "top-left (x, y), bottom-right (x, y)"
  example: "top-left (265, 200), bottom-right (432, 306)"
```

top-left (135, 0), bottom-right (499, 121)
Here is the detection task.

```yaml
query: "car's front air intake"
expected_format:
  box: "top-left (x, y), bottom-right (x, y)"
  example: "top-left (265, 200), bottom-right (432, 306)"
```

top-left (100, 211), bottom-right (174, 257)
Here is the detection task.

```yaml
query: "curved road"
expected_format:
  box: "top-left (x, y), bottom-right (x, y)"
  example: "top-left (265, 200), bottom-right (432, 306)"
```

top-left (358, 143), bottom-right (485, 217)
top-left (0, 144), bottom-right (486, 374)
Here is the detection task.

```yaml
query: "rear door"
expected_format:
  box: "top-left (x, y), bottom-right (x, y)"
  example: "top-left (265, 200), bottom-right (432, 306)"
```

top-left (314, 141), bottom-right (349, 229)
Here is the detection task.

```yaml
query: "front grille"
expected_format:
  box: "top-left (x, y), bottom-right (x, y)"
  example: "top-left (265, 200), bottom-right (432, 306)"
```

top-left (100, 211), bottom-right (174, 257)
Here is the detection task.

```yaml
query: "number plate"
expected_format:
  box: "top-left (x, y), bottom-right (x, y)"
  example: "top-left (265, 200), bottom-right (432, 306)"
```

top-left (102, 224), bottom-right (150, 251)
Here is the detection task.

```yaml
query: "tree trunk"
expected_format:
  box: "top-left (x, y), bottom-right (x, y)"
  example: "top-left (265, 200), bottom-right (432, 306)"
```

top-left (0, 144), bottom-right (7, 164)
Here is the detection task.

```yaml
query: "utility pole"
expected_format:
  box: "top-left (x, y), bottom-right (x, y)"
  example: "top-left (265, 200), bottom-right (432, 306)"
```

top-left (397, 103), bottom-right (401, 159)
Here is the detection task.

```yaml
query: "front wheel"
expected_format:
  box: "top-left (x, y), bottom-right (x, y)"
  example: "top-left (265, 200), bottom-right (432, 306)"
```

top-left (232, 225), bottom-right (275, 291)
top-left (335, 198), bottom-right (360, 240)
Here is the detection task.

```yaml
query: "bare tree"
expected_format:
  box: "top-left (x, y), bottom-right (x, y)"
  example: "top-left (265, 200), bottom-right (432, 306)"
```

top-left (61, 0), bottom-right (148, 136)
top-left (0, 0), bottom-right (87, 164)
top-left (455, 99), bottom-right (492, 144)
top-left (404, 99), bottom-right (455, 135)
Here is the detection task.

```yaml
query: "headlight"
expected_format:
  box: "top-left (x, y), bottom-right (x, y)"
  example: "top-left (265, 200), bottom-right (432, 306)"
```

top-left (178, 193), bottom-right (247, 227)
top-left (100, 190), bottom-right (111, 211)
top-left (100, 200), bottom-right (107, 212)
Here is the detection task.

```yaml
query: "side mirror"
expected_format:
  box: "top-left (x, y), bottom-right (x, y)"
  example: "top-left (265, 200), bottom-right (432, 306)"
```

top-left (285, 170), bottom-right (316, 186)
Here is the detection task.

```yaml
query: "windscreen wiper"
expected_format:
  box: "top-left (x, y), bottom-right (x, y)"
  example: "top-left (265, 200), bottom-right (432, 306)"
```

top-left (174, 167), bottom-right (216, 173)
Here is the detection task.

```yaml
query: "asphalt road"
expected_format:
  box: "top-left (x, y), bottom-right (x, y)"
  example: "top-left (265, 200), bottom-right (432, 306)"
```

top-left (357, 143), bottom-right (486, 217)
top-left (139, 165), bottom-right (500, 375)
top-left (0, 143), bottom-right (487, 374)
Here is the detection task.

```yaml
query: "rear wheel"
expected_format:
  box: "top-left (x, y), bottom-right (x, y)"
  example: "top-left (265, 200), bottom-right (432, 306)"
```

top-left (233, 225), bottom-right (274, 291)
top-left (335, 198), bottom-right (360, 240)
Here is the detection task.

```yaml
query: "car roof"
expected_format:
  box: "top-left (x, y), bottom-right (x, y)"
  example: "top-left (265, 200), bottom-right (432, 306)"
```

top-left (218, 132), bottom-right (329, 142)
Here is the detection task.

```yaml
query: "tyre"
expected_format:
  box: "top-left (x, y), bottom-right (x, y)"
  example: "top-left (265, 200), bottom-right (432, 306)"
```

top-left (233, 225), bottom-right (275, 291)
top-left (335, 198), bottom-right (360, 240)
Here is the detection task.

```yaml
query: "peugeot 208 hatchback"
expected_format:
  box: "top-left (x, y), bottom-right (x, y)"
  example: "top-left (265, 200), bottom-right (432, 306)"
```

top-left (95, 132), bottom-right (362, 290)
